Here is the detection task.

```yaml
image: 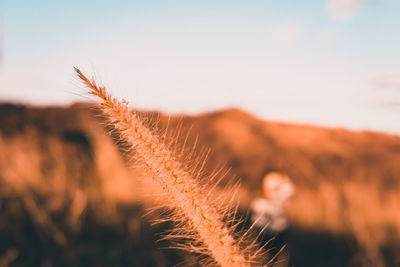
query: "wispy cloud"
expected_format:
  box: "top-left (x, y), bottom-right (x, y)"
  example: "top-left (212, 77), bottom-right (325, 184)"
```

top-left (270, 21), bottom-right (303, 42)
top-left (375, 100), bottom-right (400, 108)
top-left (374, 75), bottom-right (400, 91)
top-left (326, 0), bottom-right (369, 19)
top-left (372, 75), bottom-right (400, 108)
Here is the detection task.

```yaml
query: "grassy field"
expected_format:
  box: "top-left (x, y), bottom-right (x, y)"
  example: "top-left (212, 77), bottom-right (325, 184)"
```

top-left (0, 102), bottom-right (400, 266)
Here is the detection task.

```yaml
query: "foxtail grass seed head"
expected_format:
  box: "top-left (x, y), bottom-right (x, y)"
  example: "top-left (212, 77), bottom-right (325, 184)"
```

top-left (75, 68), bottom-right (266, 267)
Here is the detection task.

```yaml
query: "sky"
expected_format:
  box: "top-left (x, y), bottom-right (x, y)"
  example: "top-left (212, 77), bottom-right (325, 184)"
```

top-left (1, 0), bottom-right (400, 134)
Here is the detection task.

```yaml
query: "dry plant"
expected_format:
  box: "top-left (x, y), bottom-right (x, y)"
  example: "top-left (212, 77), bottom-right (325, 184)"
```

top-left (75, 68), bottom-right (266, 267)
top-left (0, 131), bottom-right (67, 246)
top-left (0, 248), bottom-right (18, 267)
top-left (288, 178), bottom-right (400, 267)
top-left (0, 127), bottom-right (122, 247)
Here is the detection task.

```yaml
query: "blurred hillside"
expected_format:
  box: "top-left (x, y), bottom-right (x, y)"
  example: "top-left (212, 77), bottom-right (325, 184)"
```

top-left (0, 103), bottom-right (399, 266)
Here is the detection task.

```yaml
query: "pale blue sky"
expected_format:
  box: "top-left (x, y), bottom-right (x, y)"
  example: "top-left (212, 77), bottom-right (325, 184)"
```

top-left (1, 0), bottom-right (400, 134)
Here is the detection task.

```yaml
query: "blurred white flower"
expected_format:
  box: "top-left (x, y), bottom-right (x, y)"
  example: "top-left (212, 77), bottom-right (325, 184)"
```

top-left (251, 172), bottom-right (296, 233)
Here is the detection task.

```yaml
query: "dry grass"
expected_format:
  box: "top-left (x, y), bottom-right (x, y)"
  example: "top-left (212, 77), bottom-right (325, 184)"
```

top-left (1, 96), bottom-right (400, 266)
top-left (0, 110), bottom-right (187, 266)
top-left (75, 68), bottom-right (265, 267)
top-left (0, 129), bottom-right (111, 246)
top-left (288, 178), bottom-right (400, 266)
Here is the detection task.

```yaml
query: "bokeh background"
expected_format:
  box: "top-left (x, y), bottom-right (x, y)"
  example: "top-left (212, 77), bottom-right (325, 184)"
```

top-left (1, 1), bottom-right (400, 267)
